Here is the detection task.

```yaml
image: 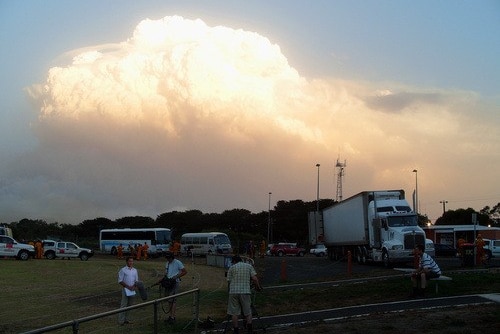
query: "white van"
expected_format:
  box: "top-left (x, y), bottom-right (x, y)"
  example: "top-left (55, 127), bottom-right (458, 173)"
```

top-left (181, 232), bottom-right (232, 256)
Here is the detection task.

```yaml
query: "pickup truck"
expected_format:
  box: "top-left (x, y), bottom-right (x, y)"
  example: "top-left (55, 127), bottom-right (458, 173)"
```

top-left (483, 238), bottom-right (500, 260)
top-left (0, 235), bottom-right (35, 260)
top-left (43, 240), bottom-right (94, 261)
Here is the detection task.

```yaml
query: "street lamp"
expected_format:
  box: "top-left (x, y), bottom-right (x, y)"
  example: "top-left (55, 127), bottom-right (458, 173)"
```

top-left (315, 164), bottom-right (320, 244)
top-left (440, 200), bottom-right (448, 214)
top-left (316, 164), bottom-right (320, 213)
top-left (412, 169), bottom-right (418, 214)
top-left (267, 192), bottom-right (272, 244)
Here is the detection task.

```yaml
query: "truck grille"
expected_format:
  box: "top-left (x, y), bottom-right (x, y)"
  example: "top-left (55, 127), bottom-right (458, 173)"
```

top-left (404, 234), bottom-right (425, 250)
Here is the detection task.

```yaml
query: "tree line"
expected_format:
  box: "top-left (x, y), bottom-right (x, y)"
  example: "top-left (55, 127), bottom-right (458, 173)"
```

top-left (3, 199), bottom-right (498, 250)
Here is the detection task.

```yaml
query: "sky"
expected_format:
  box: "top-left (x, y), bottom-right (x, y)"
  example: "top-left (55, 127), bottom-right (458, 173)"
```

top-left (0, 0), bottom-right (499, 225)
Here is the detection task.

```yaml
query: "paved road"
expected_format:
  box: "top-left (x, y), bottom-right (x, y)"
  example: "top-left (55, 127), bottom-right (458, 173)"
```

top-left (258, 254), bottom-right (500, 285)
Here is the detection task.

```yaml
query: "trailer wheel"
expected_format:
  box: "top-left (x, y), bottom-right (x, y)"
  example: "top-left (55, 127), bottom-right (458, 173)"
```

top-left (382, 250), bottom-right (391, 268)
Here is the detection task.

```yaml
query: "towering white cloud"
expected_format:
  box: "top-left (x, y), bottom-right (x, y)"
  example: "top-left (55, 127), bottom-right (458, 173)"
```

top-left (0, 16), bottom-right (497, 223)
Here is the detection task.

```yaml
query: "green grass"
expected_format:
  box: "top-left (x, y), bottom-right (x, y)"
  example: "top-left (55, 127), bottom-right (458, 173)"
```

top-left (1, 256), bottom-right (499, 333)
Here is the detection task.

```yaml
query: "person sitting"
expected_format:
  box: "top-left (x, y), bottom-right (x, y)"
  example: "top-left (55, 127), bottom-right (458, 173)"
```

top-left (410, 244), bottom-right (441, 298)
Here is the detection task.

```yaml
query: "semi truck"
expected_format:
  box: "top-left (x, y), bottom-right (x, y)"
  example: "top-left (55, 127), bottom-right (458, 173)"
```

top-left (308, 190), bottom-right (431, 267)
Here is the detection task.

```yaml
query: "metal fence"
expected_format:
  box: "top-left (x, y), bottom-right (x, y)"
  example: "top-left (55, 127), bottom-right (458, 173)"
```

top-left (22, 288), bottom-right (200, 334)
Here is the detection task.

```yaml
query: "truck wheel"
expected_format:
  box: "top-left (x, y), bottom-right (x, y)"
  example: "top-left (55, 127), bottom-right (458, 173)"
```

top-left (278, 251), bottom-right (284, 257)
top-left (79, 253), bottom-right (89, 261)
top-left (298, 251), bottom-right (305, 257)
top-left (18, 250), bottom-right (30, 261)
top-left (355, 247), bottom-right (363, 264)
top-left (382, 250), bottom-right (391, 268)
top-left (46, 251), bottom-right (56, 260)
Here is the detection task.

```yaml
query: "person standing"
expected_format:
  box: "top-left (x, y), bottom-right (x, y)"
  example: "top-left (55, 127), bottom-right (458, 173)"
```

top-left (227, 255), bottom-right (262, 333)
top-left (136, 243), bottom-right (143, 261)
top-left (142, 242), bottom-right (149, 260)
top-left (34, 240), bottom-right (43, 259)
top-left (457, 236), bottom-right (466, 260)
top-left (410, 244), bottom-right (441, 298)
top-left (259, 239), bottom-right (266, 258)
top-left (475, 234), bottom-right (485, 265)
top-left (117, 244), bottom-right (124, 259)
top-left (157, 251), bottom-right (187, 324)
top-left (118, 256), bottom-right (139, 325)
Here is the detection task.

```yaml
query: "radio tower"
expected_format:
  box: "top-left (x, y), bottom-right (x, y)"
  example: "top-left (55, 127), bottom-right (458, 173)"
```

top-left (335, 158), bottom-right (346, 202)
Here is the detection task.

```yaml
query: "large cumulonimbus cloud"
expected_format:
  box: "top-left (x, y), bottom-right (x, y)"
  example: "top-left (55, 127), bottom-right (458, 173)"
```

top-left (1, 15), bottom-right (498, 223)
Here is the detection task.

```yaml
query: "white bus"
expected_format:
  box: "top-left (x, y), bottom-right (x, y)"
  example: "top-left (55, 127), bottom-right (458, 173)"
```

top-left (180, 232), bottom-right (232, 256)
top-left (99, 228), bottom-right (172, 257)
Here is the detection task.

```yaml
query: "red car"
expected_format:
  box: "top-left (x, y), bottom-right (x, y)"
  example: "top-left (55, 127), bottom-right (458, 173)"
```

top-left (270, 243), bottom-right (306, 257)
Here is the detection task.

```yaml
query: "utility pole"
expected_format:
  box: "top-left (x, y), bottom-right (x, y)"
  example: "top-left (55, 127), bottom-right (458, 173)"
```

top-left (440, 200), bottom-right (448, 215)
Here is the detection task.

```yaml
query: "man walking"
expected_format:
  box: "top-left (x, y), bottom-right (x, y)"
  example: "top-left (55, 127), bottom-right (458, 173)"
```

top-left (227, 256), bottom-right (262, 333)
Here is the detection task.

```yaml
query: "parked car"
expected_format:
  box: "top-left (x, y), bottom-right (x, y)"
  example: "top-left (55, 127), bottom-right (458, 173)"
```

top-left (0, 235), bottom-right (35, 260)
top-left (310, 244), bottom-right (327, 257)
top-left (270, 243), bottom-right (306, 257)
top-left (434, 243), bottom-right (457, 257)
top-left (483, 239), bottom-right (500, 260)
top-left (43, 240), bottom-right (94, 261)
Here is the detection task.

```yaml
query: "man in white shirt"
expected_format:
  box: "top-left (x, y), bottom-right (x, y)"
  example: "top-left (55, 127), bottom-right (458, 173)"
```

top-left (118, 256), bottom-right (139, 325)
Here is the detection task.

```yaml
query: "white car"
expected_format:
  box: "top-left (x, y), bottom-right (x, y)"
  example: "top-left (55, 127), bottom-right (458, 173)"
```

top-left (43, 240), bottom-right (94, 261)
top-left (310, 244), bottom-right (327, 257)
top-left (0, 235), bottom-right (35, 260)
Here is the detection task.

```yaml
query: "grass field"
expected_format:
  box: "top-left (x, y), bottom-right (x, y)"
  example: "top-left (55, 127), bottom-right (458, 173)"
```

top-left (1, 255), bottom-right (229, 333)
top-left (1, 255), bottom-right (499, 333)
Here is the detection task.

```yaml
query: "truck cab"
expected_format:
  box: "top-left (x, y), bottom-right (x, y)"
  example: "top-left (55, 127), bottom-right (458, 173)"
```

top-left (368, 194), bottom-right (426, 266)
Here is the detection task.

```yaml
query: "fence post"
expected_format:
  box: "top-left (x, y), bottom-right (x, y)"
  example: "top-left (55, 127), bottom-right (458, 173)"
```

top-left (194, 289), bottom-right (200, 332)
top-left (153, 301), bottom-right (158, 334)
top-left (280, 259), bottom-right (287, 282)
top-left (71, 321), bottom-right (79, 334)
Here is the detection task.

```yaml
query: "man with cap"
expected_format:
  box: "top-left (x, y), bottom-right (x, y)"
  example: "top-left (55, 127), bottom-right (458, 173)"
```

top-left (157, 251), bottom-right (187, 324)
top-left (227, 255), bottom-right (262, 333)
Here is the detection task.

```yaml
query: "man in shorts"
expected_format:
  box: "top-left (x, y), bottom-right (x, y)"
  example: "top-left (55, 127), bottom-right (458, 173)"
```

top-left (227, 256), bottom-right (262, 333)
top-left (158, 251), bottom-right (187, 324)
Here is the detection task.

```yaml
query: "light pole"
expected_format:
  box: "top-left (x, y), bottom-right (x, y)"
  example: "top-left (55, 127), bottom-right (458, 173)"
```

top-left (315, 164), bottom-right (320, 243)
top-left (412, 169), bottom-right (418, 214)
top-left (440, 200), bottom-right (448, 214)
top-left (267, 192), bottom-right (272, 244)
top-left (316, 164), bottom-right (320, 213)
